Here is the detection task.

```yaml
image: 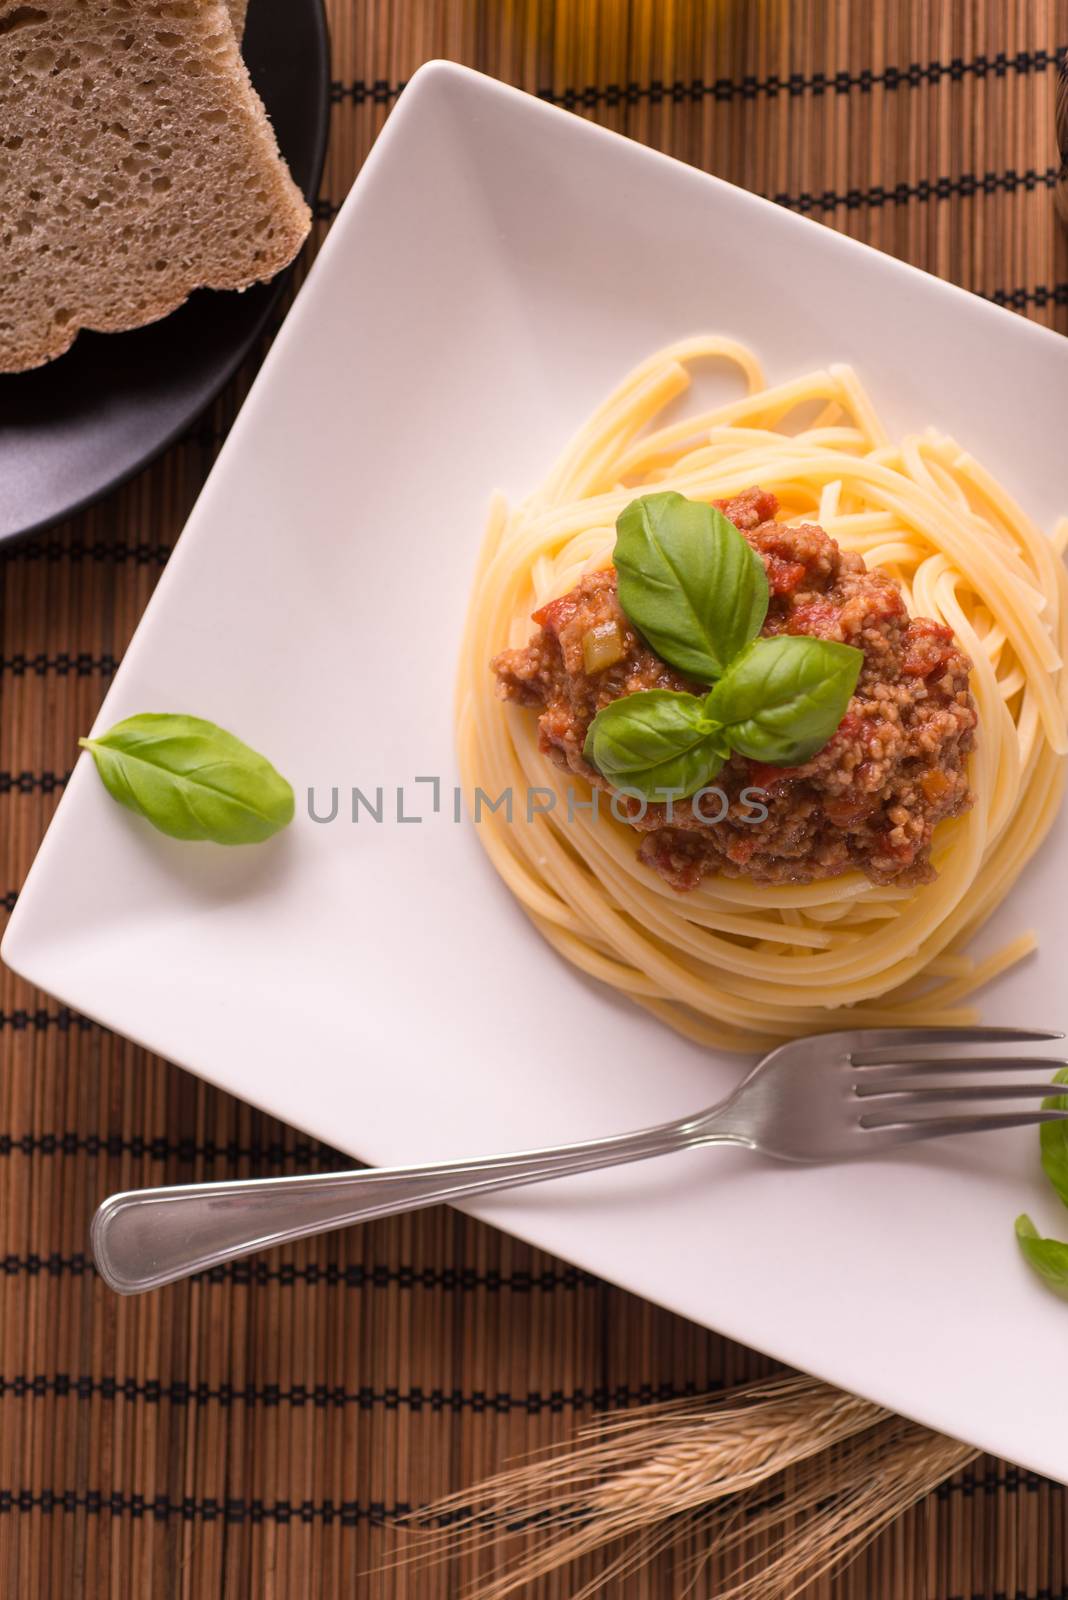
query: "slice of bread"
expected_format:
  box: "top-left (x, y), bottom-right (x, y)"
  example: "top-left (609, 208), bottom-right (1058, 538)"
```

top-left (0, 0), bottom-right (311, 371)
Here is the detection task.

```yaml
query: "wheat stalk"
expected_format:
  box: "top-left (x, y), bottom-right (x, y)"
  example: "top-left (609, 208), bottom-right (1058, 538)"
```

top-left (586, 1377), bottom-right (882, 1520)
top-left (384, 1373), bottom-right (979, 1599)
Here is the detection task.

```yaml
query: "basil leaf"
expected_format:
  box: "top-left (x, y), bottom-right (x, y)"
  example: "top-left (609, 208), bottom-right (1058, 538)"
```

top-left (1039, 1067), bottom-right (1068, 1210)
top-left (706, 635), bottom-right (863, 766)
top-left (79, 713), bottom-right (294, 845)
top-left (583, 690), bottom-right (726, 800)
top-left (1015, 1214), bottom-right (1068, 1300)
top-left (614, 492), bottom-right (769, 682)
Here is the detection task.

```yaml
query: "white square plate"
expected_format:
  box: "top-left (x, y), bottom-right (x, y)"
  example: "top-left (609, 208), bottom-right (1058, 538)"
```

top-left (7, 62), bottom-right (1068, 1479)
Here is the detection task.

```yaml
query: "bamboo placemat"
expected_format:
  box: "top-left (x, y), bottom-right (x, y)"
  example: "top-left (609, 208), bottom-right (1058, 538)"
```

top-left (2, 2), bottom-right (1067, 1596)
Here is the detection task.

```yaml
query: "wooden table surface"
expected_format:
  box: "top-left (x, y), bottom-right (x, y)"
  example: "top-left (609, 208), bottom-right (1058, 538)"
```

top-left (1, 2), bottom-right (1066, 1595)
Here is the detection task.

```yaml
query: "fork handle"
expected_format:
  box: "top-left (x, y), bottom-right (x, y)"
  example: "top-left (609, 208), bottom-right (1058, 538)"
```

top-left (91, 1115), bottom-right (740, 1293)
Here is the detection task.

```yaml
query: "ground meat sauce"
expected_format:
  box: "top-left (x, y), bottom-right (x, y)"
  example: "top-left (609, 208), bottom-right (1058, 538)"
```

top-left (492, 488), bottom-right (977, 891)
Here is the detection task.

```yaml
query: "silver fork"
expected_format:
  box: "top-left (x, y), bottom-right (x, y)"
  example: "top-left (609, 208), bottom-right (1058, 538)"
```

top-left (91, 1026), bottom-right (1068, 1293)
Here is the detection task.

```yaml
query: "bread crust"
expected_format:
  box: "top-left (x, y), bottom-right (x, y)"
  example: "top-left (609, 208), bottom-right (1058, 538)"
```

top-left (225, 0), bottom-right (247, 38)
top-left (0, 0), bottom-right (311, 371)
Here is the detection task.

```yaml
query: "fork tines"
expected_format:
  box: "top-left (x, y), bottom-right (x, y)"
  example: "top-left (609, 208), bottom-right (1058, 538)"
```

top-left (844, 1027), bottom-right (1068, 1134)
top-left (848, 1026), bottom-right (1063, 1065)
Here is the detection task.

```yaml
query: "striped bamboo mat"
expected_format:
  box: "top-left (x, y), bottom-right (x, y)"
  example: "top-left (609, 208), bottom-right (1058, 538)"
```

top-left (1, 1), bottom-right (1066, 1596)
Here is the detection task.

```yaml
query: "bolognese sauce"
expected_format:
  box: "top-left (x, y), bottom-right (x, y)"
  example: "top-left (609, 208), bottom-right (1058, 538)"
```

top-left (492, 488), bottom-right (977, 890)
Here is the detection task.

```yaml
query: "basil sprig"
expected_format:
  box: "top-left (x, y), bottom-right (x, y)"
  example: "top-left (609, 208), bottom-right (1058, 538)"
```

top-left (1016, 1068), bottom-right (1068, 1301)
top-left (582, 691), bottom-right (729, 798)
top-left (79, 713), bottom-right (294, 845)
top-left (1014, 1216), bottom-right (1068, 1300)
top-left (1038, 1070), bottom-right (1068, 1208)
top-left (615, 492), bottom-right (769, 680)
top-left (705, 636), bottom-right (863, 766)
top-left (585, 637), bottom-right (861, 799)
top-left (583, 493), bottom-right (864, 800)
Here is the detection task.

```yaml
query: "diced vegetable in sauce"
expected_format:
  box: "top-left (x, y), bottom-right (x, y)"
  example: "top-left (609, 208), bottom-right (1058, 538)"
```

top-left (581, 620), bottom-right (625, 674)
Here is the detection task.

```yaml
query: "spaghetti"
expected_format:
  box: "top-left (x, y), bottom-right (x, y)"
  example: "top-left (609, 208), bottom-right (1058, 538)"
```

top-left (456, 338), bottom-right (1068, 1052)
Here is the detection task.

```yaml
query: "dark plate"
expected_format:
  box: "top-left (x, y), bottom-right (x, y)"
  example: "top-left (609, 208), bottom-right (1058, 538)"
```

top-left (0, 0), bottom-right (330, 547)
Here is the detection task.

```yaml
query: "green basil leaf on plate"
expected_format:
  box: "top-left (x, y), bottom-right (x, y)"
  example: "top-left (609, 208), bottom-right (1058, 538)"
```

top-left (614, 491), bottom-right (769, 683)
top-left (79, 713), bottom-right (295, 845)
top-left (1015, 1214), bottom-right (1068, 1300)
top-left (706, 635), bottom-right (863, 766)
top-left (583, 689), bottom-right (727, 801)
top-left (1039, 1067), bottom-right (1068, 1210)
